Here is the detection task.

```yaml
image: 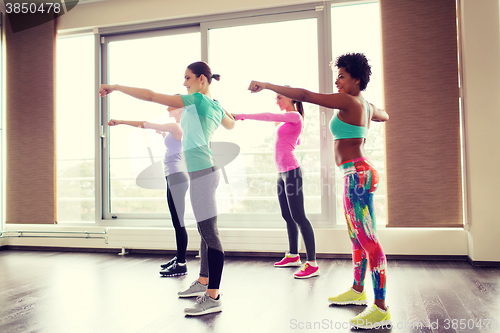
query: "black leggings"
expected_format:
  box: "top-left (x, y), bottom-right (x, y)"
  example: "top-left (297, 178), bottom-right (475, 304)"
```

top-left (165, 172), bottom-right (189, 263)
top-left (277, 167), bottom-right (316, 261)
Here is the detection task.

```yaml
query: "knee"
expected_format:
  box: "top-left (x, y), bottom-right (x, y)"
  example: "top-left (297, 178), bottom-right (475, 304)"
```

top-left (352, 248), bottom-right (365, 262)
top-left (364, 244), bottom-right (385, 265)
top-left (363, 241), bottom-right (383, 255)
top-left (280, 210), bottom-right (295, 224)
top-left (290, 211), bottom-right (309, 227)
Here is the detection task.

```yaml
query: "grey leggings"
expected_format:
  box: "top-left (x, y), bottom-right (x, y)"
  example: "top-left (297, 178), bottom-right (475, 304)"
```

top-left (189, 167), bottom-right (224, 289)
top-left (277, 167), bottom-right (316, 261)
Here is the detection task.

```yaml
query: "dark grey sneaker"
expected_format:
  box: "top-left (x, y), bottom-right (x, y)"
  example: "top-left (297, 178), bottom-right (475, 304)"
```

top-left (184, 293), bottom-right (222, 316)
top-left (160, 262), bottom-right (187, 277)
top-left (178, 280), bottom-right (207, 298)
top-left (160, 256), bottom-right (177, 269)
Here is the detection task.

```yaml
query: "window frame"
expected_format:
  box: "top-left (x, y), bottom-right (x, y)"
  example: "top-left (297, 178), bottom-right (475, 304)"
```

top-left (55, 0), bottom-right (383, 228)
top-left (201, 10), bottom-right (333, 226)
top-left (100, 26), bottom-right (201, 222)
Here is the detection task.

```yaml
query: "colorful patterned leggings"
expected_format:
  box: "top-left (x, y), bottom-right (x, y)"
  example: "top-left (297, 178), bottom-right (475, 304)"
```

top-left (339, 157), bottom-right (387, 300)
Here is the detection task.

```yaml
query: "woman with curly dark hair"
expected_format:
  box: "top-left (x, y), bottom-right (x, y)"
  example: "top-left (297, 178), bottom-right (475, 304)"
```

top-left (248, 53), bottom-right (391, 329)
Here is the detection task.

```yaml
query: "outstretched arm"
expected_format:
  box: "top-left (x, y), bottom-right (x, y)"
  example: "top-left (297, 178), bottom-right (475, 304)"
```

top-left (233, 111), bottom-right (302, 124)
top-left (99, 84), bottom-right (185, 108)
top-left (369, 103), bottom-right (389, 122)
top-left (108, 119), bottom-right (182, 140)
top-left (248, 81), bottom-right (354, 111)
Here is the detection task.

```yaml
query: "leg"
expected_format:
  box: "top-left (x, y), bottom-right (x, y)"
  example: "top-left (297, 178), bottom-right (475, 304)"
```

top-left (198, 233), bottom-right (209, 279)
top-left (284, 167), bottom-right (316, 262)
top-left (197, 218), bottom-right (224, 290)
top-left (189, 168), bottom-right (223, 299)
top-left (344, 163), bottom-right (387, 309)
top-left (166, 173), bottom-right (189, 263)
top-left (277, 174), bottom-right (300, 255)
top-left (343, 175), bottom-right (368, 290)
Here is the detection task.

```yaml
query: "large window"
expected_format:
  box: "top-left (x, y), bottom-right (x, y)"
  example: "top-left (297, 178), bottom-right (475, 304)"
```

top-left (104, 29), bottom-right (201, 219)
top-left (56, 1), bottom-right (387, 227)
top-left (56, 35), bottom-right (95, 223)
top-left (207, 16), bottom-right (323, 227)
top-left (331, 2), bottom-right (387, 225)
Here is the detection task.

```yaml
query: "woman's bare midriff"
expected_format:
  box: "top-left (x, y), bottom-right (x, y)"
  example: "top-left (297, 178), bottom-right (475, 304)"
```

top-left (334, 138), bottom-right (366, 165)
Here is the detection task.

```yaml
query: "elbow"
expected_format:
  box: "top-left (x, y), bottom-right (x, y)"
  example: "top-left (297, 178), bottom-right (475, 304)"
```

top-left (301, 89), bottom-right (312, 103)
top-left (146, 90), bottom-right (155, 102)
top-left (223, 121), bottom-right (235, 130)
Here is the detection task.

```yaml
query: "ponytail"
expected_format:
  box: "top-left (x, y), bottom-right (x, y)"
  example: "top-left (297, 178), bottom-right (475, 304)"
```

top-left (284, 85), bottom-right (304, 120)
top-left (293, 100), bottom-right (304, 119)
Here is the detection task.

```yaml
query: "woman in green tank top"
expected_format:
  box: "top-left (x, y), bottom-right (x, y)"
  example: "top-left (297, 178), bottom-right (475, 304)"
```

top-left (99, 61), bottom-right (235, 317)
top-left (247, 53), bottom-right (392, 329)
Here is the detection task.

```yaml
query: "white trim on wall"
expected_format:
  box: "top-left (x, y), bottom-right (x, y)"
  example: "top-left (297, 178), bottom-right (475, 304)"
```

top-left (2, 224), bottom-right (468, 257)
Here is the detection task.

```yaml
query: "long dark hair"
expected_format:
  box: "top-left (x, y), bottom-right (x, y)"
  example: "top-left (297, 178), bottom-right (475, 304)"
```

top-left (292, 100), bottom-right (304, 119)
top-left (187, 61), bottom-right (220, 84)
top-left (284, 85), bottom-right (304, 121)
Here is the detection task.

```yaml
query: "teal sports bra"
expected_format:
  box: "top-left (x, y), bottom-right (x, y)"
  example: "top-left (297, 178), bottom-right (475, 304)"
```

top-left (329, 97), bottom-right (370, 140)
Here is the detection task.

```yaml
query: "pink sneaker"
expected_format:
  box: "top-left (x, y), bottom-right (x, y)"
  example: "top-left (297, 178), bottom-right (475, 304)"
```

top-left (294, 263), bottom-right (320, 279)
top-left (274, 254), bottom-right (302, 267)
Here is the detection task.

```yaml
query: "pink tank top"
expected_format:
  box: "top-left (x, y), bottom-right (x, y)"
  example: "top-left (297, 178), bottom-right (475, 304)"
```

top-left (236, 111), bottom-right (302, 172)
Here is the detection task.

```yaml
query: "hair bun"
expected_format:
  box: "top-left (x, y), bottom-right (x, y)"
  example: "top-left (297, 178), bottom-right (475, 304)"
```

top-left (212, 74), bottom-right (221, 81)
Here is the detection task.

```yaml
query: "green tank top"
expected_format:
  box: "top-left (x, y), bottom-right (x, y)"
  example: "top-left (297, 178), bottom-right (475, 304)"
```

top-left (180, 93), bottom-right (225, 172)
top-left (329, 96), bottom-right (370, 140)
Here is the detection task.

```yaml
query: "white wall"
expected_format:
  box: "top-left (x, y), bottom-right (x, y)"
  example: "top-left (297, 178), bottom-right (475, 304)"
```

top-left (57, 0), bottom-right (316, 31)
top-left (10, 0), bottom-right (490, 261)
top-left (461, 0), bottom-right (500, 262)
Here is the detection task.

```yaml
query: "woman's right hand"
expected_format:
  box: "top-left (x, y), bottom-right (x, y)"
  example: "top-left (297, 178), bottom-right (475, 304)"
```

top-left (248, 81), bottom-right (267, 93)
top-left (230, 113), bottom-right (239, 120)
top-left (107, 119), bottom-right (121, 126)
top-left (156, 130), bottom-right (167, 138)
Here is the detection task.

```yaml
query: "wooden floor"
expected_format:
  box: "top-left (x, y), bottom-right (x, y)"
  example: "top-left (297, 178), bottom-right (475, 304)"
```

top-left (0, 250), bottom-right (499, 333)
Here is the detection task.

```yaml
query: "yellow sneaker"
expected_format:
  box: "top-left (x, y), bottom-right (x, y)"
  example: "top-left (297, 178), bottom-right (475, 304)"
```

top-left (350, 304), bottom-right (392, 329)
top-left (328, 288), bottom-right (367, 305)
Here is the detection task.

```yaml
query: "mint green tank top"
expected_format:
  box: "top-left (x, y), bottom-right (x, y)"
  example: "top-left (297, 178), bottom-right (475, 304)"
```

top-left (180, 93), bottom-right (225, 172)
top-left (329, 97), bottom-right (370, 140)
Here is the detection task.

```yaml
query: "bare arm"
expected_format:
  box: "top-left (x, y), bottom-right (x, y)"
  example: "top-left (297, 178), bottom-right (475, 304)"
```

top-left (248, 81), bottom-right (354, 111)
top-left (108, 119), bottom-right (145, 128)
top-left (108, 119), bottom-right (182, 140)
top-left (221, 109), bottom-right (236, 130)
top-left (99, 84), bottom-right (185, 108)
top-left (233, 112), bottom-right (301, 124)
top-left (369, 103), bottom-right (390, 122)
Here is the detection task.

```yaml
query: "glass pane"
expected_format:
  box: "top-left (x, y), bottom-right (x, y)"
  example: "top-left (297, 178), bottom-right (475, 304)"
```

top-left (209, 18), bottom-right (321, 224)
top-left (56, 35), bottom-right (95, 223)
top-left (107, 32), bottom-right (200, 214)
top-left (331, 2), bottom-right (387, 225)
